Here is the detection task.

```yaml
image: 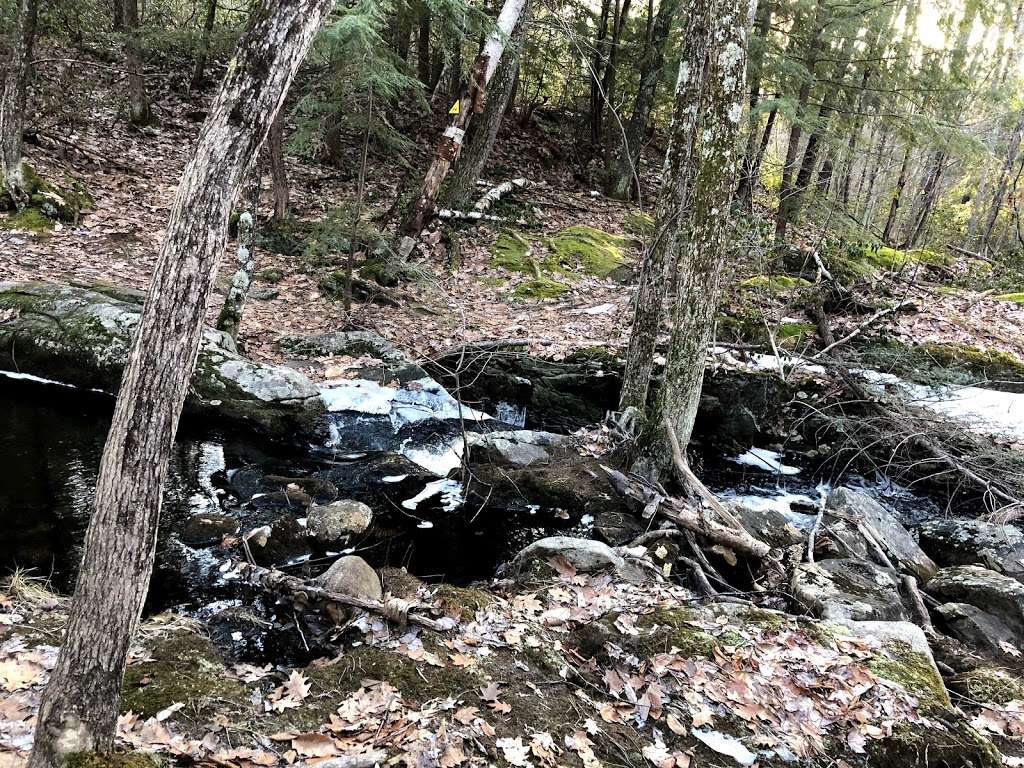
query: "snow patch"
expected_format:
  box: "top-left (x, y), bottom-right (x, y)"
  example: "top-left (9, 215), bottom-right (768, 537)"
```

top-left (730, 447), bottom-right (800, 475)
top-left (402, 479), bottom-right (464, 512)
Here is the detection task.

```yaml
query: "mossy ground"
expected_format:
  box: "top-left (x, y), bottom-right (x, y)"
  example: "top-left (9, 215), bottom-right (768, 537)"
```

top-left (855, 339), bottom-right (1024, 391)
top-left (67, 752), bottom-right (162, 768)
top-left (996, 292), bottom-right (1024, 304)
top-left (623, 210), bottom-right (654, 238)
top-left (865, 640), bottom-right (951, 708)
top-left (738, 274), bottom-right (812, 294)
top-left (1, 206), bottom-right (55, 234)
top-left (949, 667), bottom-right (1024, 706)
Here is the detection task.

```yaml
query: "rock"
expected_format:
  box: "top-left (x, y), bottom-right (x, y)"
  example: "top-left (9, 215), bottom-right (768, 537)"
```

top-left (307, 500), bottom-right (374, 544)
top-left (918, 518), bottom-right (1024, 580)
top-left (949, 666), bottom-right (1024, 706)
top-left (823, 487), bottom-right (937, 582)
top-left (593, 509), bottom-right (645, 546)
top-left (0, 281), bottom-right (325, 440)
top-left (933, 602), bottom-right (1022, 657)
top-left (508, 536), bottom-right (644, 582)
top-left (262, 475), bottom-right (339, 504)
top-left (281, 330), bottom-right (427, 384)
top-left (180, 512), bottom-right (238, 546)
top-left (250, 488), bottom-right (312, 510)
top-left (467, 430), bottom-right (569, 468)
top-left (928, 565), bottom-right (1024, 635)
top-left (245, 517), bottom-right (310, 566)
top-left (250, 287), bottom-right (279, 301)
top-left (724, 500), bottom-right (807, 548)
top-left (791, 559), bottom-right (913, 622)
top-left (316, 555), bottom-right (383, 602)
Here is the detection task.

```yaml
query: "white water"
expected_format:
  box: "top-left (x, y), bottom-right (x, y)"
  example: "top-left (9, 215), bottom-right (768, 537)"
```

top-left (730, 447), bottom-right (801, 475)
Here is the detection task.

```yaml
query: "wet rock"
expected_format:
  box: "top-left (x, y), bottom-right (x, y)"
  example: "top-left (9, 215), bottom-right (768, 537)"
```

top-left (207, 605), bottom-right (272, 661)
top-left (508, 536), bottom-right (644, 582)
top-left (724, 500), bottom-right (806, 548)
top-left (180, 512), bottom-right (239, 546)
top-left (791, 559), bottom-right (912, 622)
top-left (316, 555), bottom-right (383, 602)
top-left (467, 429), bottom-right (569, 468)
top-left (0, 280), bottom-right (325, 440)
top-left (249, 488), bottom-right (312, 510)
top-left (315, 453), bottom-right (437, 510)
top-left (822, 488), bottom-right (937, 582)
top-left (927, 565), bottom-right (1024, 636)
top-left (593, 509), bottom-right (645, 546)
top-left (307, 500), bottom-right (373, 544)
top-left (933, 602), bottom-right (1022, 657)
top-left (228, 466), bottom-right (264, 501)
top-left (380, 567), bottom-right (424, 600)
top-left (245, 517), bottom-right (310, 566)
top-left (262, 475), bottom-right (339, 504)
top-left (918, 518), bottom-right (1024, 580)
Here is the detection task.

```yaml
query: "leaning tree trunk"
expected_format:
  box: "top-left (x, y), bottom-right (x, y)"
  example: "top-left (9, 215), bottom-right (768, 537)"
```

top-left (604, 0), bottom-right (681, 200)
top-left (618, 1), bottom-right (711, 412)
top-left (27, 2), bottom-right (334, 766)
top-left (980, 109), bottom-right (1024, 254)
top-left (189, 0), bottom-right (218, 90)
top-left (901, 149), bottom-right (945, 249)
top-left (439, 4), bottom-right (528, 209)
top-left (0, 0), bottom-right (39, 206)
top-left (639, 0), bottom-right (751, 473)
top-left (399, 0), bottom-right (529, 252)
top-left (268, 112), bottom-right (289, 221)
top-left (122, 0), bottom-right (152, 125)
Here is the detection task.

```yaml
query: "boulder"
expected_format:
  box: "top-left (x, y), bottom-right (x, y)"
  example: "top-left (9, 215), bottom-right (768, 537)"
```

top-left (933, 602), bottom-right (1022, 657)
top-left (508, 536), bottom-right (644, 582)
top-left (927, 565), bottom-right (1024, 636)
top-left (918, 518), bottom-right (1024, 581)
top-left (467, 430), bottom-right (569, 468)
top-left (281, 330), bottom-right (427, 384)
top-left (724, 500), bottom-right (807, 549)
top-left (249, 488), bottom-right (312, 510)
top-left (791, 559), bottom-right (913, 622)
top-left (180, 512), bottom-right (238, 546)
top-left (244, 517), bottom-right (310, 566)
top-left (316, 555), bottom-right (383, 602)
top-left (307, 500), bottom-right (374, 544)
top-left (262, 475), bottom-right (339, 504)
top-left (822, 488), bottom-right (937, 582)
top-left (0, 281), bottom-right (325, 440)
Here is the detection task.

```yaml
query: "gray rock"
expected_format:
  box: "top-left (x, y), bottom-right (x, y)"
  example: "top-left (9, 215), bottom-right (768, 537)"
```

top-left (245, 517), bottom-right (311, 566)
top-left (934, 602), bottom-right (1022, 657)
top-left (509, 536), bottom-right (644, 582)
top-left (0, 281), bottom-right (325, 439)
top-left (918, 518), bottom-right (1024, 580)
top-left (791, 558), bottom-right (912, 622)
top-left (317, 555), bottom-right (383, 602)
top-left (307, 500), bottom-right (374, 544)
top-left (250, 287), bottom-right (279, 301)
top-left (467, 430), bottom-right (569, 468)
top-left (823, 488), bottom-right (937, 582)
top-left (282, 330), bottom-right (409, 363)
top-left (181, 512), bottom-right (238, 546)
top-left (927, 565), bottom-right (1024, 635)
top-left (724, 500), bottom-right (806, 548)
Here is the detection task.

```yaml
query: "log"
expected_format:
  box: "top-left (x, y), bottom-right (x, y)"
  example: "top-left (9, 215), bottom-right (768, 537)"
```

top-left (231, 561), bottom-right (450, 632)
top-left (474, 177), bottom-right (531, 213)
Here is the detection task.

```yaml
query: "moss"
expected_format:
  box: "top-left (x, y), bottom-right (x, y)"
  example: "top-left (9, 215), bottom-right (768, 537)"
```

top-left (633, 608), bottom-right (717, 658)
top-left (474, 274), bottom-right (506, 287)
top-left (949, 667), bottom-right (1024, 706)
top-left (908, 248), bottom-right (954, 267)
top-left (857, 340), bottom-right (1024, 391)
top-left (546, 225), bottom-right (629, 277)
top-left (623, 210), bottom-right (655, 239)
top-left (256, 267), bottom-right (284, 284)
top-left (491, 230), bottom-right (533, 270)
top-left (513, 276), bottom-right (568, 299)
top-left (431, 583), bottom-right (497, 621)
top-left (1, 206), bottom-right (55, 234)
top-left (360, 256), bottom-right (413, 287)
top-left (121, 630), bottom-right (248, 720)
top-left (868, 714), bottom-right (1001, 768)
top-left (996, 292), bottom-right (1024, 304)
top-left (866, 640), bottom-right (950, 708)
top-left (67, 752), bottom-right (162, 768)
top-left (738, 275), bottom-right (812, 294)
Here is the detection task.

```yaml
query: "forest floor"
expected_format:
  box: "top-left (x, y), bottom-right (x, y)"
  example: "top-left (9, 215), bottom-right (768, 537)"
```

top-left (3, 81), bottom-right (1024, 380)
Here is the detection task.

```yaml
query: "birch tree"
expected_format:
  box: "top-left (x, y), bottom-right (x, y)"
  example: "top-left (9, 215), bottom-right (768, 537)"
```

top-left (27, 1), bottom-right (335, 765)
top-left (0, 0), bottom-right (39, 206)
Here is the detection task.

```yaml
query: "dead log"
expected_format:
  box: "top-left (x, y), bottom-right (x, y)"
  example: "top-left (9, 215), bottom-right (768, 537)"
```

top-left (474, 177), bottom-right (531, 213)
top-left (231, 561), bottom-right (450, 632)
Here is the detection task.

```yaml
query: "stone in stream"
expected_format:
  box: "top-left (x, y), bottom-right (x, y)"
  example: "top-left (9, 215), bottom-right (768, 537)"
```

top-left (317, 555), bottom-right (383, 602)
top-left (821, 488), bottom-right (937, 583)
top-left (181, 512), bottom-right (239, 546)
top-left (307, 500), bottom-right (374, 545)
top-left (917, 518), bottom-right (1024, 581)
top-left (791, 558), bottom-right (915, 622)
top-left (933, 602), bottom-right (1022, 657)
top-left (262, 475), bottom-right (339, 504)
top-left (245, 517), bottom-right (311, 566)
top-left (723, 500), bottom-right (807, 549)
top-left (249, 488), bottom-right (312, 510)
top-left (466, 429), bottom-right (569, 468)
top-left (508, 536), bottom-right (645, 583)
top-left (927, 565), bottom-right (1024, 636)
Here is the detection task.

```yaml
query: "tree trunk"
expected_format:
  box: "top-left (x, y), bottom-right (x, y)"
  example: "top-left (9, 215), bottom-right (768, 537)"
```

top-left (618, 0), bottom-right (711, 413)
top-left (641, 0), bottom-right (751, 470)
top-left (417, 3), bottom-right (431, 86)
top-left (881, 143), bottom-right (911, 243)
top-left (858, 121), bottom-right (886, 225)
top-left (980, 109), bottom-right (1024, 254)
top-left (598, 0), bottom-right (633, 159)
top-left (217, 174), bottom-right (260, 340)
top-left (589, 0), bottom-right (612, 146)
top-left (189, 0), bottom-right (218, 91)
top-left (0, 0), bottom-right (39, 206)
top-left (734, 0), bottom-right (771, 210)
top-left (399, 0), bottom-right (530, 248)
top-left (268, 112), bottom-right (289, 221)
top-left (122, 0), bottom-right (152, 125)
top-left (26, 2), bottom-right (334, 766)
top-left (901, 149), bottom-right (945, 249)
top-left (440, 4), bottom-right (528, 209)
top-left (604, 0), bottom-right (681, 200)
top-left (747, 102), bottom-right (776, 197)
top-left (774, 0), bottom-right (828, 243)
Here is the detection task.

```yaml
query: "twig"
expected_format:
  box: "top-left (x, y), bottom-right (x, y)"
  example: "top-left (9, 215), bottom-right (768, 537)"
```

top-left (806, 489), bottom-right (826, 564)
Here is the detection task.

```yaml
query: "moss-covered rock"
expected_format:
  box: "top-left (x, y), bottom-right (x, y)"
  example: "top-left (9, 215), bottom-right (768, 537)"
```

top-left (491, 230), bottom-right (535, 273)
top-left (1, 163), bottom-right (93, 223)
top-left (949, 666), bottom-right (1024, 706)
top-left (855, 340), bottom-right (1024, 392)
top-left (513, 276), bottom-right (568, 299)
top-left (546, 225), bottom-right (629, 277)
top-left (1, 206), bottom-right (55, 234)
top-left (623, 210), bottom-right (654, 239)
top-left (255, 267), bottom-right (284, 284)
top-left (67, 751), bottom-right (162, 768)
top-left (738, 275), bottom-right (813, 294)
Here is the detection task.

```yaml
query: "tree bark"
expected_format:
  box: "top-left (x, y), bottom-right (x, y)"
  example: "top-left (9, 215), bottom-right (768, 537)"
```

top-left (980, 109), bottom-right (1024, 254)
top-left (189, 0), bottom-right (218, 91)
top-left (439, 4), bottom-right (528, 209)
top-left (122, 0), bottom-right (152, 125)
top-left (589, 0), bottom-right (612, 146)
top-left (268, 112), bottom-right (289, 221)
top-left (417, 2), bottom-right (431, 86)
top-left (399, 0), bottom-right (529, 249)
top-left (216, 173), bottom-right (260, 340)
top-left (605, 0), bottom-right (681, 200)
top-left (639, 0), bottom-right (751, 472)
top-left (0, 0), bottom-right (39, 206)
top-left (881, 143), bottom-right (911, 243)
top-left (734, 0), bottom-right (771, 210)
top-left (618, 1), bottom-right (710, 413)
top-left (901, 149), bottom-right (945, 249)
top-left (597, 0), bottom-right (633, 159)
top-left (26, 2), bottom-right (334, 766)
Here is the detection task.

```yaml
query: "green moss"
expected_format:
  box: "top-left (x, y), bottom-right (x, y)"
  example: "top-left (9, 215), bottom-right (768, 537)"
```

top-left (121, 631), bottom-right (248, 720)
top-left (256, 267), bottom-right (284, 284)
top-left (513, 276), bottom-right (568, 299)
top-left (360, 256), bottom-right (413, 287)
top-left (1, 206), bottom-right (54, 234)
top-left (908, 248), bottom-right (954, 267)
top-left (949, 667), bottom-right (1024, 705)
top-left (67, 752), bottom-right (162, 768)
top-left (866, 641), bottom-right (950, 708)
top-left (623, 210), bottom-right (655, 239)
top-left (738, 275), bottom-right (812, 294)
top-left (632, 608), bottom-right (717, 658)
top-left (546, 225), bottom-right (629, 277)
top-left (431, 583), bottom-right (497, 621)
top-left (857, 340), bottom-right (1024, 391)
top-left (490, 230), bottom-right (534, 273)
top-left (996, 292), bottom-right (1024, 304)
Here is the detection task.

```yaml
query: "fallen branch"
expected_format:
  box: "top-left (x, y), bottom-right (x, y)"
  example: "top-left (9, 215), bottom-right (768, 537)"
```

top-left (901, 575), bottom-right (933, 631)
top-left (474, 177), bottom-right (531, 213)
top-left (811, 300), bottom-right (916, 359)
top-left (664, 418), bottom-right (748, 532)
top-left (231, 561), bottom-right (450, 632)
top-left (436, 208), bottom-right (527, 224)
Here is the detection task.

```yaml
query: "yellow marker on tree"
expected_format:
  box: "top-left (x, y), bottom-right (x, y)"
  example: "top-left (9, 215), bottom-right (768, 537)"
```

top-left (448, 99), bottom-right (461, 115)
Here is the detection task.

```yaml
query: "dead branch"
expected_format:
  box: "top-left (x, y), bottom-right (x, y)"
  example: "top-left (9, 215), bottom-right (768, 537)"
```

top-left (474, 177), bottom-right (531, 213)
top-left (901, 575), bottom-right (933, 631)
top-left (435, 208), bottom-right (527, 225)
top-left (811, 300), bottom-right (916, 359)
